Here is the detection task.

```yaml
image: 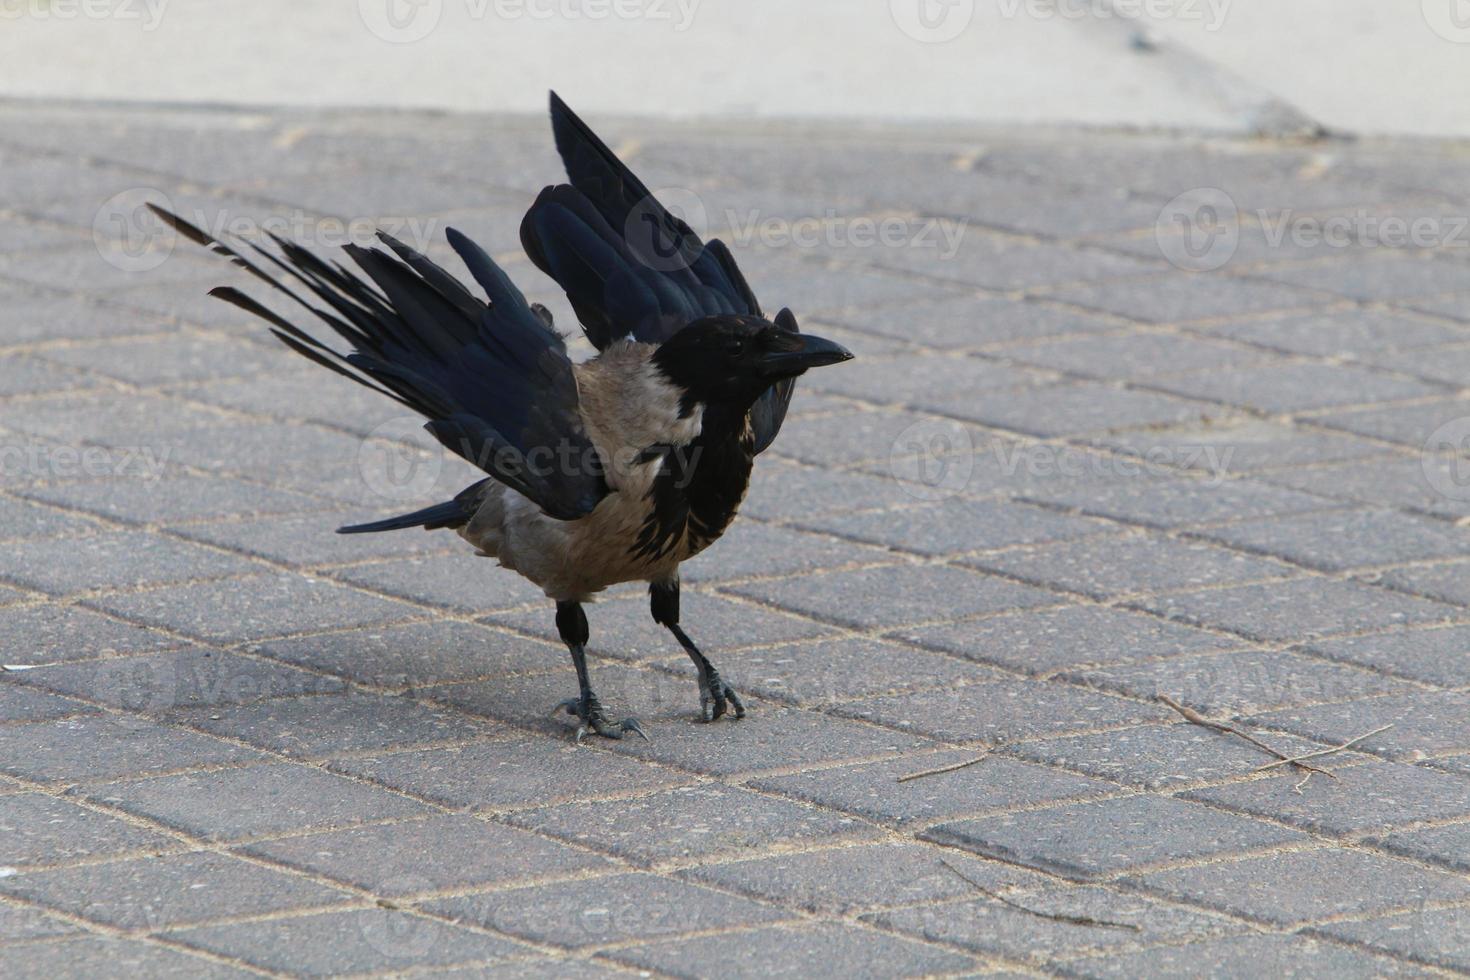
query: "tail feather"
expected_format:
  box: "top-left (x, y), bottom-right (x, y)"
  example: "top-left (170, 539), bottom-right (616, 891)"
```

top-left (338, 480), bottom-right (488, 534)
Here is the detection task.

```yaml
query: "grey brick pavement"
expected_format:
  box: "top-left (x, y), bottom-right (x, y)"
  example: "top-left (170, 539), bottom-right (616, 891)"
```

top-left (1, 102), bottom-right (1469, 977)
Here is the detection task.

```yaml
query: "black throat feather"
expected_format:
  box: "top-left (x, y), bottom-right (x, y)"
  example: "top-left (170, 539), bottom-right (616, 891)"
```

top-left (631, 402), bottom-right (756, 563)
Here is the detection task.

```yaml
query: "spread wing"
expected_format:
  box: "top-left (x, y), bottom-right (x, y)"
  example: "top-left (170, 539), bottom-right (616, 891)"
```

top-left (151, 206), bottom-right (608, 521)
top-left (522, 91), bottom-right (798, 453)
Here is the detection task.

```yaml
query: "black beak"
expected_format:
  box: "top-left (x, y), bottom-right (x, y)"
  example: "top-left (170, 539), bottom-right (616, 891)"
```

top-left (760, 333), bottom-right (854, 376)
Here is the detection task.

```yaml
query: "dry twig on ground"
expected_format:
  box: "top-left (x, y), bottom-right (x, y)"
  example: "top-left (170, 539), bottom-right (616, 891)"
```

top-left (897, 754), bottom-right (988, 783)
top-left (939, 859), bottom-right (1141, 931)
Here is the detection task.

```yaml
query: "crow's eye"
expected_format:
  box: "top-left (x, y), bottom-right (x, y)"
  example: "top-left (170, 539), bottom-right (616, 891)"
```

top-left (725, 339), bottom-right (746, 357)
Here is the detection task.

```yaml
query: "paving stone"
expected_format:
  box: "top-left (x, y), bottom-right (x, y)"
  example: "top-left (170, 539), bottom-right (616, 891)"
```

top-left (928, 381), bottom-right (1212, 438)
top-left (0, 389), bottom-right (226, 445)
top-left (1133, 578), bottom-right (1461, 643)
top-left (1373, 344), bottom-right (1470, 386)
top-left (85, 572), bottom-right (419, 645)
top-left (751, 752), bottom-right (1116, 827)
top-left (1199, 309), bottom-right (1468, 358)
top-left (680, 842), bottom-right (1049, 914)
top-left (0, 792), bottom-right (173, 868)
top-left (0, 242), bottom-right (219, 293)
top-left (1372, 823), bottom-right (1470, 874)
top-left (0, 936), bottom-right (253, 979)
top-left (330, 735), bottom-right (691, 810)
top-left (0, 716), bottom-right (263, 783)
top-left (762, 408), bottom-right (972, 468)
top-left (1130, 848), bottom-right (1470, 926)
top-left (870, 884), bottom-right (1238, 965)
top-left (652, 636), bottom-right (987, 708)
top-left (0, 496), bottom-right (104, 540)
top-left (0, 604), bottom-right (182, 665)
top-left (1191, 508), bottom-right (1470, 572)
top-left (1068, 649), bottom-right (1410, 717)
top-left (429, 958), bottom-right (647, 980)
top-left (1147, 362), bottom-right (1445, 414)
top-left (80, 762), bottom-right (432, 842)
top-left (869, 226), bottom-right (1161, 291)
top-left (505, 784), bottom-right (877, 866)
top-left (0, 850), bottom-right (349, 930)
top-left (0, 290), bottom-right (174, 344)
top-left (8, 648), bottom-right (343, 712)
top-left (1314, 397), bottom-right (1470, 448)
top-left (21, 474), bottom-right (327, 524)
top-left (0, 903), bottom-right (81, 941)
top-left (1377, 561), bottom-right (1470, 607)
top-left (926, 795), bottom-right (1304, 881)
top-left (1314, 908), bottom-right (1470, 976)
top-left (1263, 455), bottom-right (1470, 522)
top-left (1047, 275), bottom-right (1333, 324)
top-left (740, 459), bottom-right (920, 521)
top-left (1062, 932), bottom-right (1433, 979)
top-left (0, 683), bottom-right (98, 723)
top-left (1303, 625), bottom-right (1470, 687)
top-left (1003, 332), bottom-right (1266, 381)
top-left (171, 692), bottom-right (496, 759)
top-left (36, 334), bottom-right (280, 386)
top-left (970, 533), bottom-right (1294, 600)
top-left (598, 702), bottom-right (935, 777)
top-left (168, 509), bottom-right (456, 566)
top-left (166, 908), bottom-right (535, 977)
top-left (802, 351), bottom-right (1051, 405)
top-left (1261, 252), bottom-right (1470, 302)
top-left (1022, 475), bottom-right (1337, 530)
top-left (1096, 418), bottom-right (1391, 474)
top-left (1250, 692), bottom-right (1470, 761)
top-left (0, 356), bottom-right (96, 397)
top-left (1004, 723), bottom-right (1328, 791)
top-left (254, 620), bottom-right (557, 689)
top-left (1183, 760), bottom-right (1470, 837)
top-left (487, 590), bottom-right (835, 659)
top-left (0, 530), bottom-right (263, 596)
top-left (679, 522), bottom-right (896, 584)
top-left (836, 294), bottom-right (1119, 348)
top-left (831, 679), bottom-right (1167, 744)
top-left (896, 605), bottom-right (1239, 676)
top-left (724, 564), bottom-right (1062, 631)
top-left (424, 871), bottom-right (789, 949)
top-left (612, 922), bottom-right (975, 979)
top-left (797, 497), bottom-right (1112, 558)
top-left (328, 553), bottom-right (550, 615)
top-left (241, 813), bottom-right (611, 894)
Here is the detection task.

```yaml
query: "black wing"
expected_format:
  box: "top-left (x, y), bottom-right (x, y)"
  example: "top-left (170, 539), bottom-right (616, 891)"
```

top-left (523, 91), bottom-right (798, 453)
top-left (150, 206), bottom-right (608, 521)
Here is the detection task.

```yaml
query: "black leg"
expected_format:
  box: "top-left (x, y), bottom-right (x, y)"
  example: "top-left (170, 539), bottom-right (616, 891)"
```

top-left (650, 581), bottom-right (745, 722)
top-left (551, 600), bottom-right (646, 742)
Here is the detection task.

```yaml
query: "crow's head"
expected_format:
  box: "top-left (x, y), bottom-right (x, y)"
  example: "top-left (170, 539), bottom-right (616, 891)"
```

top-left (651, 311), bottom-right (852, 409)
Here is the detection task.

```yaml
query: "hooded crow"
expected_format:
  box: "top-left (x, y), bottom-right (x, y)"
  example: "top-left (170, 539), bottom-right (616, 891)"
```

top-left (151, 92), bottom-right (853, 741)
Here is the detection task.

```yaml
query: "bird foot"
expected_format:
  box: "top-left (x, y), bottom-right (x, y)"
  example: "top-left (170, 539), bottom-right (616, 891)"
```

top-left (698, 669), bottom-right (746, 723)
top-left (552, 694), bottom-right (648, 743)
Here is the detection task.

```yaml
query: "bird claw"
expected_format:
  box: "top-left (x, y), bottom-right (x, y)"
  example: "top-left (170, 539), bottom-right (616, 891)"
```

top-left (698, 669), bottom-right (745, 723)
top-left (553, 695), bottom-right (649, 743)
